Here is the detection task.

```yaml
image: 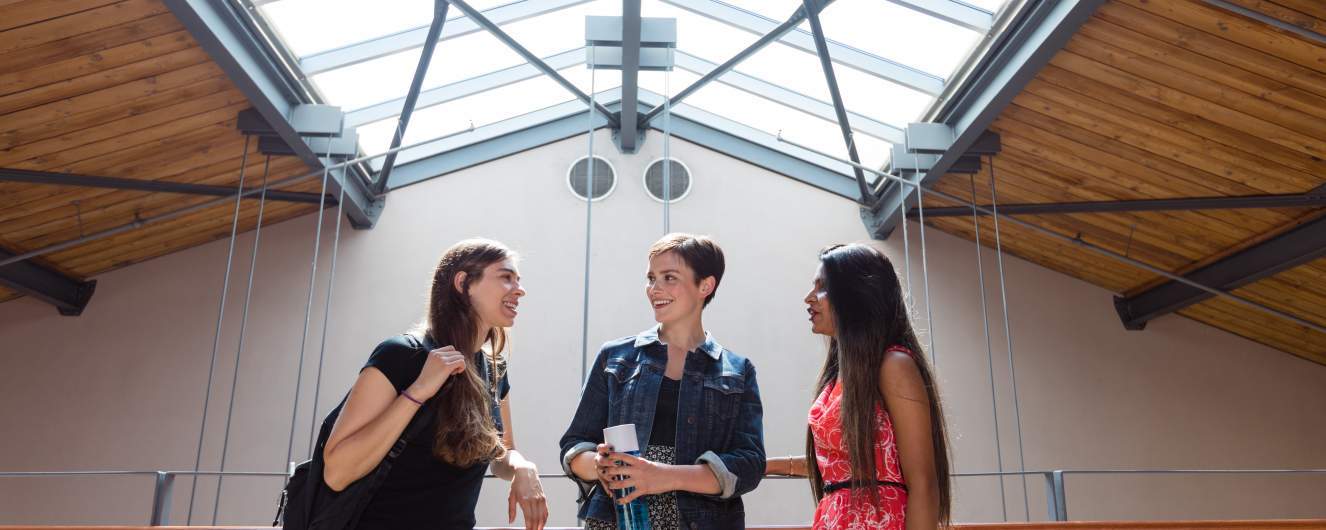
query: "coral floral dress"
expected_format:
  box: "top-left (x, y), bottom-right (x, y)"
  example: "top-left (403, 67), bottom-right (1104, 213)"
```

top-left (808, 347), bottom-right (911, 530)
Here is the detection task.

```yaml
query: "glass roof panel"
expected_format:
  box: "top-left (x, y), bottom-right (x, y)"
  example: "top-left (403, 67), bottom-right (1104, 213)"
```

top-left (255, 0), bottom-right (1018, 180)
top-left (641, 1), bottom-right (762, 64)
top-left (815, 0), bottom-right (983, 79)
top-left (685, 81), bottom-right (890, 170)
top-left (259, 0), bottom-right (511, 57)
top-left (356, 69), bottom-right (585, 165)
top-left (312, 29), bottom-right (540, 110)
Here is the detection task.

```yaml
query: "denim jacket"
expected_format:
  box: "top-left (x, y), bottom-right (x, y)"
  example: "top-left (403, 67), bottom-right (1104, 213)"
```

top-left (559, 326), bottom-right (765, 530)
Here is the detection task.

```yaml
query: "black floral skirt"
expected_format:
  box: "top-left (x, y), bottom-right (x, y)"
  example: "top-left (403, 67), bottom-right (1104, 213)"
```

top-left (586, 445), bottom-right (681, 530)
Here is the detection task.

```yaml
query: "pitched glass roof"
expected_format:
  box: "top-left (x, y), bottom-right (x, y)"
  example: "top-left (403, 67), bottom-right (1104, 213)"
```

top-left (251, 0), bottom-right (1007, 185)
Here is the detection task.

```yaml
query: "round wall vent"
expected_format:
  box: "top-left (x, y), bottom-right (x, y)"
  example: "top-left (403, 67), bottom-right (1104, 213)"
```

top-left (643, 158), bottom-right (691, 203)
top-left (566, 156), bottom-right (616, 201)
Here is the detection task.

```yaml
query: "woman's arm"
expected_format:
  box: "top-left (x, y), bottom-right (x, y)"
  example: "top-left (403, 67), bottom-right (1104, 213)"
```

top-left (880, 350), bottom-right (940, 530)
top-left (560, 348), bottom-right (612, 484)
top-left (322, 346), bottom-right (465, 491)
top-left (492, 398), bottom-right (548, 530)
top-left (765, 455), bottom-right (809, 477)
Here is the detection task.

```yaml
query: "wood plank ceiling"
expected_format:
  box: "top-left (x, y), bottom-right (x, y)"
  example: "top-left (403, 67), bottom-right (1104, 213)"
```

top-left (0, 0), bottom-right (325, 305)
top-left (924, 0), bottom-right (1326, 365)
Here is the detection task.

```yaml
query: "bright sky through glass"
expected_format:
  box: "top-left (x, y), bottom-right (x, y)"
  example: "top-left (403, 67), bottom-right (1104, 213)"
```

top-left (256, 0), bottom-right (1006, 174)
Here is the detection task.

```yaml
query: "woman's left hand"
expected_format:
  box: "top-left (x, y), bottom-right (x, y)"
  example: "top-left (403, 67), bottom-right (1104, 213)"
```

top-left (603, 452), bottom-right (674, 504)
top-left (508, 464), bottom-right (548, 530)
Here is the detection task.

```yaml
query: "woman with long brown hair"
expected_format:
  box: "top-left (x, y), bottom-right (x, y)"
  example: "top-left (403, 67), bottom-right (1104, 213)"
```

top-left (766, 243), bottom-right (951, 530)
top-left (321, 239), bottom-right (548, 530)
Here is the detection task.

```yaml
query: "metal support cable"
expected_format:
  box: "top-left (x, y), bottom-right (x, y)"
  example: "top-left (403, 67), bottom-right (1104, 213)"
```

top-left (309, 172), bottom-right (348, 457)
top-left (212, 156), bottom-right (271, 525)
top-left (663, 65), bottom-right (672, 233)
top-left (912, 150), bottom-right (936, 365)
top-left (970, 174), bottom-right (1008, 521)
top-left (989, 157), bottom-right (1031, 520)
top-left (580, 59), bottom-right (597, 386)
top-left (186, 136), bottom-right (250, 525)
top-left (286, 143), bottom-right (334, 472)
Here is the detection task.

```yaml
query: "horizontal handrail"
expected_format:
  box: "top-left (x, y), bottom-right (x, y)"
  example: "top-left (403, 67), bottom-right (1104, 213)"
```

top-left (2, 468), bottom-right (1323, 525)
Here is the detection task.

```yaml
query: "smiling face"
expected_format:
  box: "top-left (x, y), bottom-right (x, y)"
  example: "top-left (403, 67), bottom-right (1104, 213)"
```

top-left (646, 251), bottom-right (713, 325)
top-left (804, 263), bottom-right (836, 337)
top-left (462, 258), bottom-right (525, 330)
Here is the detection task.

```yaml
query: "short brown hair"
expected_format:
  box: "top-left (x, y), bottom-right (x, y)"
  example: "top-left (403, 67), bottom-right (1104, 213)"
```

top-left (648, 233), bottom-right (725, 307)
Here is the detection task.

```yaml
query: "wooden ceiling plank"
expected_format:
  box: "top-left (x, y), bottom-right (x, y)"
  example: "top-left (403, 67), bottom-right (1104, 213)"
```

top-left (0, 77), bottom-right (237, 158)
top-left (4, 138), bottom-right (300, 228)
top-left (1235, 278), bottom-right (1326, 325)
top-left (0, 126), bottom-right (265, 224)
top-left (931, 168), bottom-right (1221, 262)
top-left (1097, 3), bottom-right (1326, 99)
top-left (1007, 93), bottom-right (1313, 201)
top-left (0, 30), bottom-right (197, 99)
top-left (934, 159), bottom-right (1239, 261)
top-left (1080, 17), bottom-right (1326, 125)
top-left (1119, 0), bottom-right (1326, 75)
top-left (0, 0), bottom-right (169, 56)
top-left (0, 46), bottom-right (213, 116)
top-left (3, 98), bottom-right (249, 171)
top-left (56, 200), bottom-right (315, 274)
top-left (1038, 64), bottom-right (1326, 179)
top-left (0, 60), bottom-right (221, 128)
top-left (60, 204), bottom-right (313, 276)
top-left (3, 158), bottom-right (310, 245)
top-left (993, 118), bottom-right (1288, 235)
top-left (1050, 50), bottom-right (1326, 162)
top-left (0, 0), bottom-right (124, 32)
top-left (925, 215), bottom-right (1151, 292)
top-left (0, 13), bottom-right (182, 75)
top-left (1065, 30), bottom-right (1326, 143)
top-left (1264, 0), bottom-right (1326, 21)
top-left (1022, 77), bottom-right (1324, 193)
top-left (1222, 0), bottom-right (1326, 37)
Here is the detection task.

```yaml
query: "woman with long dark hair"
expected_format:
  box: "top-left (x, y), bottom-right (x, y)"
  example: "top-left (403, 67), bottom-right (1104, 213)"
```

top-left (766, 243), bottom-right (951, 530)
top-left (321, 239), bottom-right (548, 530)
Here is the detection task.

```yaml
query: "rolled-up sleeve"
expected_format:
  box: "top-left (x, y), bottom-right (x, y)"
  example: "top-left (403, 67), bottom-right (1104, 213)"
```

top-left (696, 360), bottom-right (765, 500)
top-left (559, 347), bottom-right (612, 494)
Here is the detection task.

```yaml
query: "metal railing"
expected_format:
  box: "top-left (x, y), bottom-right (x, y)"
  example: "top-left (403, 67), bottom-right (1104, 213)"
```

top-left (3, 468), bottom-right (1324, 525)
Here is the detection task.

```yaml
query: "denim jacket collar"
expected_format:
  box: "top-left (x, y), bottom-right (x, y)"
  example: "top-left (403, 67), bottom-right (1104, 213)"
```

top-left (633, 324), bottom-right (723, 360)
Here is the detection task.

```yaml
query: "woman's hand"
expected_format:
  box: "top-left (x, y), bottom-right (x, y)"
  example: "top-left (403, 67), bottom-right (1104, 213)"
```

top-left (600, 450), bottom-right (674, 504)
top-left (508, 463), bottom-right (548, 530)
top-left (407, 346), bottom-right (466, 400)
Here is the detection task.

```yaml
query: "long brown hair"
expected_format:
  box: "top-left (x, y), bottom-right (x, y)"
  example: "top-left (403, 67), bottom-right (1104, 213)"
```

top-left (421, 238), bottom-right (512, 467)
top-left (804, 243), bottom-right (951, 525)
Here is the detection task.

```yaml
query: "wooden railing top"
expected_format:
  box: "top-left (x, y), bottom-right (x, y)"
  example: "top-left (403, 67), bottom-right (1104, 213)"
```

top-left (3, 521), bottom-right (1325, 530)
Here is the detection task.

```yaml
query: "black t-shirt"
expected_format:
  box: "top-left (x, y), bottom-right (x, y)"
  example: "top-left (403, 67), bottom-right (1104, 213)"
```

top-left (648, 376), bottom-right (681, 447)
top-left (356, 334), bottom-right (510, 530)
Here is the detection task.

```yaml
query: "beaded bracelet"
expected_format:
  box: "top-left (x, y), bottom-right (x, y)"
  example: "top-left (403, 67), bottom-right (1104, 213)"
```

top-left (400, 390), bottom-right (425, 406)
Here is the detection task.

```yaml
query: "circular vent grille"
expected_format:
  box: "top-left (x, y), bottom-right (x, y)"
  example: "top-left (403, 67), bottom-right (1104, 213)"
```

top-left (567, 156), bottom-right (616, 201)
top-left (643, 158), bottom-right (691, 203)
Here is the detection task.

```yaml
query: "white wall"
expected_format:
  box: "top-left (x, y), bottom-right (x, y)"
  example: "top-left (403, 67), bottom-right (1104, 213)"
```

top-left (1, 130), bottom-right (1323, 526)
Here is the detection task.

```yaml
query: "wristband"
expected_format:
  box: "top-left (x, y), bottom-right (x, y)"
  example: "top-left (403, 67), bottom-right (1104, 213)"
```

top-left (400, 390), bottom-right (425, 406)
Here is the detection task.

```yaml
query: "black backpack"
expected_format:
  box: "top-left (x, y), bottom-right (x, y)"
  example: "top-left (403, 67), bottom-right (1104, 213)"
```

top-left (276, 335), bottom-right (437, 530)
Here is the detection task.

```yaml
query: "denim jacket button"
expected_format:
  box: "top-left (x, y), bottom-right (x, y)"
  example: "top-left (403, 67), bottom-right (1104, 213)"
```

top-left (687, 416), bottom-right (696, 425)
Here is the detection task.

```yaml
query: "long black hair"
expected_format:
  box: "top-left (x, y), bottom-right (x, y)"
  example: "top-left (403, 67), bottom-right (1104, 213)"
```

top-left (804, 243), bottom-right (951, 525)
